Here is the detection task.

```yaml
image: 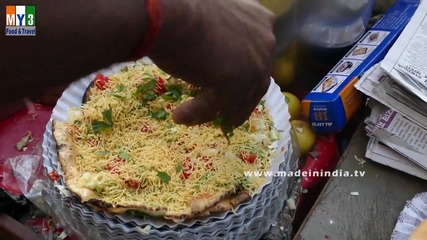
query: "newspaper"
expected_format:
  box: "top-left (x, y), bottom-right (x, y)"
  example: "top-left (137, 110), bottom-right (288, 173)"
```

top-left (381, 0), bottom-right (427, 102)
top-left (364, 99), bottom-right (427, 179)
top-left (355, 63), bottom-right (427, 129)
top-left (366, 138), bottom-right (427, 180)
top-left (370, 106), bottom-right (427, 170)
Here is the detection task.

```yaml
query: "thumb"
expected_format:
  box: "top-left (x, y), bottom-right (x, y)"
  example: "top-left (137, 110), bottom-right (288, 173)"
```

top-left (172, 89), bottom-right (221, 126)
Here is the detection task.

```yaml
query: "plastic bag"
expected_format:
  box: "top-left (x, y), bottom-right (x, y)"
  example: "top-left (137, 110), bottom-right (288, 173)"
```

top-left (1, 155), bottom-right (43, 195)
top-left (1, 150), bottom-right (101, 240)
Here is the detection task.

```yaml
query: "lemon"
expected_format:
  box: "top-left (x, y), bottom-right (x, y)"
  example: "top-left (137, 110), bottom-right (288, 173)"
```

top-left (272, 42), bottom-right (299, 89)
top-left (290, 120), bottom-right (316, 157)
top-left (282, 92), bottom-right (301, 120)
top-left (273, 56), bottom-right (295, 89)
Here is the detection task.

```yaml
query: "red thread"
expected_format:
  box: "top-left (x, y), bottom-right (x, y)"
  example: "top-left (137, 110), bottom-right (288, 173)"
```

top-left (130, 0), bottom-right (162, 60)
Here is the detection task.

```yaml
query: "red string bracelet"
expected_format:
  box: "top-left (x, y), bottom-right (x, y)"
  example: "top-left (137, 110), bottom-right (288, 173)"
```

top-left (130, 0), bottom-right (162, 60)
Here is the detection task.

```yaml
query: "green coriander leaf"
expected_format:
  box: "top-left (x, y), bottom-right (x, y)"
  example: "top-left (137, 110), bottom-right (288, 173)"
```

top-left (102, 107), bottom-right (113, 125)
top-left (117, 84), bottom-right (126, 92)
top-left (163, 85), bottom-right (183, 102)
top-left (111, 92), bottom-right (127, 99)
top-left (151, 109), bottom-right (168, 120)
top-left (118, 150), bottom-right (130, 160)
top-left (143, 91), bottom-right (156, 101)
top-left (259, 99), bottom-right (266, 106)
top-left (74, 120), bottom-right (82, 125)
top-left (175, 164), bottom-right (183, 173)
top-left (157, 172), bottom-right (171, 184)
top-left (96, 150), bottom-right (110, 156)
top-left (92, 121), bottom-right (113, 134)
top-left (16, 131), bottom-right (32, 151)
top-left (135, 78), bottom-right (157, 97)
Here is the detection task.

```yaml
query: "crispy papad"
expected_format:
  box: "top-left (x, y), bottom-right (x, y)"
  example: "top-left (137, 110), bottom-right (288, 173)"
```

top-left (52, 120), bottom-right (251, 222)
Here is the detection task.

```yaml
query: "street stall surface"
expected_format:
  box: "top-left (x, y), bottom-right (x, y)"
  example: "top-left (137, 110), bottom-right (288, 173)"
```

top-left (295, 121), bottom-right (427, 240)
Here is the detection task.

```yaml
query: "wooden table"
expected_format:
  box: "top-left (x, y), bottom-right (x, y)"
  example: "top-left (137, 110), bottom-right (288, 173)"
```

top-left (294, 123), bottom-right (427, 240)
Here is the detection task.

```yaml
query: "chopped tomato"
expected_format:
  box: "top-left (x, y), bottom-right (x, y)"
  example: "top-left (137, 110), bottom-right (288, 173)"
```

top-left (141, 123), bottom-right (153, 133)
top-left (184, 144), bottom-right (196, 153)
top-left (181, 157), bottom-right (193, 179)
top-left (153, 76), bottom-right (167, 95)
top-left (165, 103), bottom-right (174, 111)
top-left (252, 106), bottom-right (262, 116)
top-left (94, 74), bottom-right (110, 90)
top-left (113, 157), bottom-right (126, 164)
top-left (200, 156), bottom-right (213, 170)
top-left (48, 171), bottom-right (60, 181)
top-left (239, 152), bottom-right (257, 164)
top-left (125, 179), bottom-right (141, 189)
top-left (106, 157), bottom-right (126, 174)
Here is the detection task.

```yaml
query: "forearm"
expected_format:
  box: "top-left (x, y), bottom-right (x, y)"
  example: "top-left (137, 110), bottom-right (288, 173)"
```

top-left (0, 0), bottom-right (147, 104)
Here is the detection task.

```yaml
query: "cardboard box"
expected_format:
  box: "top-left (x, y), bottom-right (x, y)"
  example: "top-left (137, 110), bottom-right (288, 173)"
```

top-left (302, 0), bottom-right (420, 133)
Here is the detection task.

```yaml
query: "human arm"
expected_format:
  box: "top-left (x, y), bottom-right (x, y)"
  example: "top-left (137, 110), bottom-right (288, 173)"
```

top-left (0, 0), bottom-right (275, 129)
top-left (1, 0), bottom-right (148, 104)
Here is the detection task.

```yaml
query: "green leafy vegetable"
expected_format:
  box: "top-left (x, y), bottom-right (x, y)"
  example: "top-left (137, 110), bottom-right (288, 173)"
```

top-left (92, 121), bottom-right (113, 134)
top-left (16, 131), bottom-right (32, 151)
top-left (136, 79), bottom-right (158, 106)
top-left (111, 92), bottom-right (127, 99)
top-left (107, 84), bottom-right (127, 99)
top-left (118, 150), bottom-right (130, 160)
top-left (157, 172), bottom-right (171, 184)
top-left (117, 84), bottom-right (126, 92)
top-left (96, 150), bottom-right (110, 156)
top-left (74, 120), bottom-right (82, 125)
top-left (143, 91), bottom-right (156, 101)
top-left (92, 107), bottom-right (114, 134)
top-left (163, 85), bottom-right (183, 102)
top-left (102, 107), bottom-right (113, 124)
top-left (136, 78), bottom-right (156, 95)
top-left (175, 164), bottom-right (183, 173)
top-left (151, 109), bottom-right (168, 120)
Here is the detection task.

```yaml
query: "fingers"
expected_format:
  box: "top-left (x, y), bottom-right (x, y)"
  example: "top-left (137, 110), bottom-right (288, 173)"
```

top-left (221, 77), bottom-right (271, 128)
top-left (173, 76), bottom-right (270, 130)
top-left (172, 89), bottom-right (221, 125)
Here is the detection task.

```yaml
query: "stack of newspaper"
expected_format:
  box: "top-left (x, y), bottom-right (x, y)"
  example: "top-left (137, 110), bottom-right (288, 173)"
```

top-left (355, 0), bottom-right (427, 180)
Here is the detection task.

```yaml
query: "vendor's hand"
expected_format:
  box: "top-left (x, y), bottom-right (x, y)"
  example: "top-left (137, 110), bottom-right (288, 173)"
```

top-left (149, 0), bottom-right (275, 129)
